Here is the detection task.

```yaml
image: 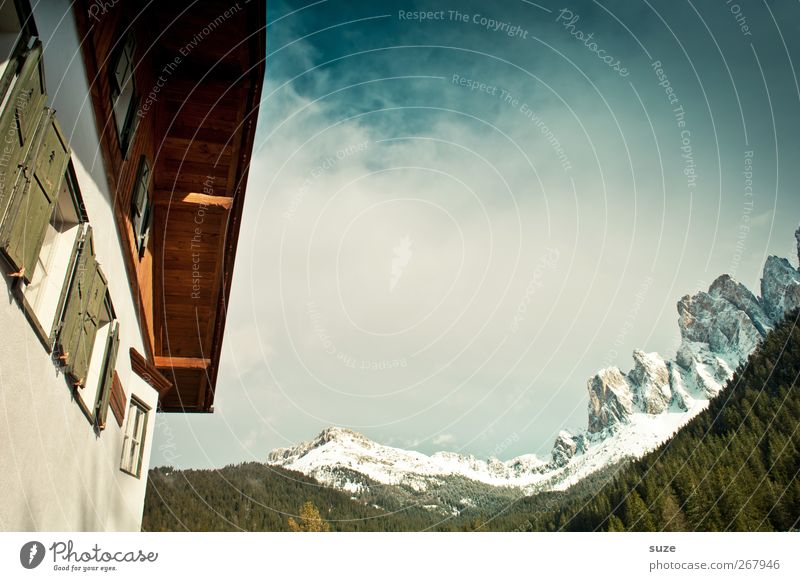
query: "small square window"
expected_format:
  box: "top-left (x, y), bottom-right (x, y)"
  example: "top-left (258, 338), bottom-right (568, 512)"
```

top-left (121, 397), bottom-right (149, 478)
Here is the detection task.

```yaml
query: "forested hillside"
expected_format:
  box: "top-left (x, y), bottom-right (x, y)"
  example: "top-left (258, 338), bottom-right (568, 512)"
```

top-left (142, 462), bottom-right (444, 531)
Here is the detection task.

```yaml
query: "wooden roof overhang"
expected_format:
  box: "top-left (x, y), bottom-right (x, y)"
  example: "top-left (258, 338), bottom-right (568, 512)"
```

top-left (75, 0), bottom-right (265, 412)
top-left (151, 2), bottom-right (265, 413)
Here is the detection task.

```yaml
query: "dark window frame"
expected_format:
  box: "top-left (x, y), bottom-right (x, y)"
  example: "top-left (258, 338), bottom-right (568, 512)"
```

top-left (0, 0), bottom-right (38, 105)
top-left (109, 32), bottom-right (138, 156)
top-left (130, 155), bottom-right (151, 257)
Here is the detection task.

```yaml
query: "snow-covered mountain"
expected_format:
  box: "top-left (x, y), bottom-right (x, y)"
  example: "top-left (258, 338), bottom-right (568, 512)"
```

top-left (268, 426), bottom-right (549, 493)
top-left (267, 228), bottom-right (800, 498)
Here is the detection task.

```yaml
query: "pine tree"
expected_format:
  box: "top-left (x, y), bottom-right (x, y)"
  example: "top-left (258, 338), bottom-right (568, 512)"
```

top-left (624, 491), bottom-right (656, 532)
top-left (607, 515), bottom-right (625, 531)
top-left (288, 501), bottom-right (332, 532)
top-left (658, 489), bottom-right (689, 531)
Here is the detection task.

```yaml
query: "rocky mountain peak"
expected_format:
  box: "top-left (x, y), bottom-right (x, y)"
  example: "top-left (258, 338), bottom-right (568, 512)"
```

top-left (677, 280), bottom-right (764, 361)
top-left (550, 431), bottom-right (578, 467)
top-left (267, 426), bottom-right (373, 463)
top-left (587, 229), bottom-right (800, 438)
top-left (629, 350), bottom-right (672, 414)
top-left (709, 274), bottom-right (771, 336)
top-left (587, 367), bottom-right (633, 434)
top-left (317, 426), bottom-right (369, 444)
top-left (796, 225), bottom-right (800, 265)
top-left (761, 255), bottom-right (800, 321)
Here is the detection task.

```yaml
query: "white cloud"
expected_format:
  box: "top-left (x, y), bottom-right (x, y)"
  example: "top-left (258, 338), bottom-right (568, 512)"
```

top-left (432, 433), bottom-right (456, 447)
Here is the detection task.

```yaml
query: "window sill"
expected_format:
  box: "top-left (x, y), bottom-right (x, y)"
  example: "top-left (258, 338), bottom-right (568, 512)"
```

top-left (11, 279), bottom-right (55, 353)
top-left (120, 467), bottom-right (142, 479)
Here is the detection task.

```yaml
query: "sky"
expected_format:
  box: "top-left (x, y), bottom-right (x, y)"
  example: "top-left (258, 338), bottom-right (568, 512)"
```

top-left (151, 0), bottom-right (800, 468)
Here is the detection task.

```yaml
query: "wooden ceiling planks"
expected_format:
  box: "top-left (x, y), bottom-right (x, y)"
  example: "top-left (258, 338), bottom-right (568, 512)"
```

top-left (75, 0), bottom-right (264, 413)
top-left (152, 1), bottom-right (263, 412)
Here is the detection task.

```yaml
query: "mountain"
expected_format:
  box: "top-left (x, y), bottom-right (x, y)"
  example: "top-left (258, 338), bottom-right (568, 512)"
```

top-left (141, 308), bottom-right (800, 532)
top-left (142, 308), bottom-right (799, 531)
top-left (493, 307), bottom-right (800, 531)
top-left (267, 426), bottom-right (547, 491)
top-left (267, 227), bottom-right (800, 503)
top-left (142, 259), bottom-right (800, 530)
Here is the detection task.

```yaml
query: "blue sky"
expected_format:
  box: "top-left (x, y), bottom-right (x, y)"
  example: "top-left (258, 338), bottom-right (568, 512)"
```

top-left (152, 0), bottom-right (800, 468)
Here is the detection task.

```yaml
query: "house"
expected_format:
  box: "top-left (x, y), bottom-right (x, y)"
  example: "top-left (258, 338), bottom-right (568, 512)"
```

top-left (0, 0), bottom-right (264, 530)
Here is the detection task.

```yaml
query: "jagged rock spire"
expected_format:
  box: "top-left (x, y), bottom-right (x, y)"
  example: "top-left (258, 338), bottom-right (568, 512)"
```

top-left (585, 229), bottom-right (800, 436)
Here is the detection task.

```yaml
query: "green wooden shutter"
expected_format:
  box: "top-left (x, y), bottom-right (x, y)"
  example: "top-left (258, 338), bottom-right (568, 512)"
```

top-left (0, 39), bottom-right (47, 228)
top-left (47, 221), bottom-right (83, 344)
top-left (32, 111), bottom-right (70, 197)
top-left (96, 321), bottom-right (120, 430)
top-left (0, 109), bottom-right (70, 281)
top-left (74, 251), bottom-right (107, 385)
top-left (56, 227), bottom-right (107, 386)
top-left (56, 227), bottom-right (94, 383)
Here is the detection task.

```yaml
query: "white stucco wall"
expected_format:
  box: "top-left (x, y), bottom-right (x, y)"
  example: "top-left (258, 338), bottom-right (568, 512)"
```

top-left (0, 0), bottom-right (159, 531)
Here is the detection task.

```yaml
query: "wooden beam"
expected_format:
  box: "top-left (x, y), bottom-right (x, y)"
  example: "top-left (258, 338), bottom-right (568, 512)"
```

top-left (224, 84), bottom-right (248, 198)
top-left (158, 405), bottom-right (213, 414)
top-left (152, 204), bottom-right (165, 356)
top-left (154, 192), bottom-right (233, 210)
top-left (154, 356), bottom-right (211, 370)
top-left (129, 348), bottom-right (173, 396)
top-left (196, 374), bottom-right (209, 410)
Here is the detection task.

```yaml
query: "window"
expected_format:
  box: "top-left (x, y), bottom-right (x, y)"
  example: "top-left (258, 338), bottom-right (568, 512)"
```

top-left (110, 33), bottom-right (138, 153)
top-left (19, 164), bottom-right (87, 344)
top-left (55, 227), bottom-right (121, 428)
top-left (130, 156), bottom-right (151, 256)
top-left (121, 397), bottom-right (149, 477)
